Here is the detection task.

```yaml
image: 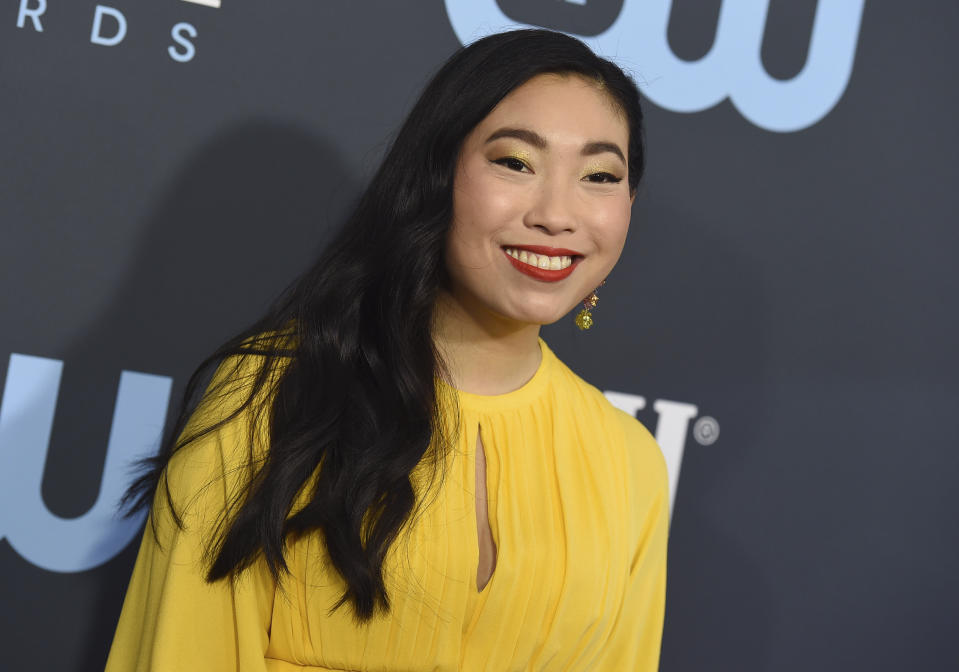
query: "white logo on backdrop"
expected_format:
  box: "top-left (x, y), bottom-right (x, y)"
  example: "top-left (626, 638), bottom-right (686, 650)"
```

top-left (444, 0), bottom-right (866, 132)
top-left (16, 0), bottom-right (200, 62)
top-left (0, 354), bottom-right (171, 572)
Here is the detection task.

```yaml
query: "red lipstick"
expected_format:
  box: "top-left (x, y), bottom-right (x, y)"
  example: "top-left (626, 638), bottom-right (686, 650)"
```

top-left (502, 246), bottom-right (583, 282)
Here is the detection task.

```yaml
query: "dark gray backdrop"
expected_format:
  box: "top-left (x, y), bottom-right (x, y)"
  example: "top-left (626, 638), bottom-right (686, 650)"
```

top-left (1, 1), bottom-right (956, 670)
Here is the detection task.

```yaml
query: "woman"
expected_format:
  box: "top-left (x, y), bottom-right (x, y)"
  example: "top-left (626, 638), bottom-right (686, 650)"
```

top-left (106, 29), bottom-right (668, 671)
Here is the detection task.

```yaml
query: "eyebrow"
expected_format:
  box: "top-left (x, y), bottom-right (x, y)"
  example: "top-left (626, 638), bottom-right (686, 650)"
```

top-left (582, 141), bottom-right (626, 164)
top-left (485, 127), bottom-right (626, 164)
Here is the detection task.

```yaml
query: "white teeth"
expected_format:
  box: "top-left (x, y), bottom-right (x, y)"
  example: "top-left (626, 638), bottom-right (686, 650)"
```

top-left (505, 248), bottom-right (574, 270)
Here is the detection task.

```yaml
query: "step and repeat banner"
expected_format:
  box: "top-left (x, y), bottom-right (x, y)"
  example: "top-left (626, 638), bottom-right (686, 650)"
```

top-left (2, 1), bottom-right (956, 670)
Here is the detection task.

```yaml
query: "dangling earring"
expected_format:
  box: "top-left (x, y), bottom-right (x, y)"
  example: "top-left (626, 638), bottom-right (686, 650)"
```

top-left (575, 280), bottom-right (606, 330)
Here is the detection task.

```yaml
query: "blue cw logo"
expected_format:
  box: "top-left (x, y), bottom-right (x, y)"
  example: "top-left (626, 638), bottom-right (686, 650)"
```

top-left (444, 0), bottom-right (866, 132)
top-left (0, 354), bottom-right (171, 572)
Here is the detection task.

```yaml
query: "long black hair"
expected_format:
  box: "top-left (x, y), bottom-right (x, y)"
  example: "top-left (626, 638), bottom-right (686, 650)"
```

top-left (123, 28), bottom-right (646, 622)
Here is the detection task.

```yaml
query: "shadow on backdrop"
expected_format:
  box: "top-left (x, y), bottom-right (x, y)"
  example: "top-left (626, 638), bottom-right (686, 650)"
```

top-left (7, 121), bottom-right (358, 672)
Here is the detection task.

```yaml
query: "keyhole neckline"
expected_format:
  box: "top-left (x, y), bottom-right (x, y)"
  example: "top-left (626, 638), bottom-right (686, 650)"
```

top-left (473, 427), bottom-right (496, 594)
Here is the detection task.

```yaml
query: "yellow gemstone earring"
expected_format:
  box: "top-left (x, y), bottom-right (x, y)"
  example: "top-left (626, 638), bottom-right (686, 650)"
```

top-left (575, 280), bottom-right (606, 330)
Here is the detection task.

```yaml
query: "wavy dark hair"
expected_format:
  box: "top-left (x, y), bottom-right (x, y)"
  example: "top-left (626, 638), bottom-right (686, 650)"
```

top-left (123, 28), bottom-right (646, 622)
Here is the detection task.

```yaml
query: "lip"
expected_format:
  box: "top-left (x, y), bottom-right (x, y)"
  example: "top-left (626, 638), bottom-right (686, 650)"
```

top-left (501, 246), bottom-right (583, 282)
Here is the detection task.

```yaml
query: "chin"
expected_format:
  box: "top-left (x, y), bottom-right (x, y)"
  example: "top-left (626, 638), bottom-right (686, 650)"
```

top-left (509, 307), bottom-right (571, 326)
top-left (492, 294), bottom-right (581, 326)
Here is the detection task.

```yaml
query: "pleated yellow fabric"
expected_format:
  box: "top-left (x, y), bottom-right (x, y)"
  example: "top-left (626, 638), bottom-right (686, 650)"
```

top-left (106, 338), bottom-right (668, 671)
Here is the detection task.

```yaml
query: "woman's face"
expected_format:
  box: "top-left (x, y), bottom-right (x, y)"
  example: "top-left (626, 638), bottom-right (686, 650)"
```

top-left (445, 73), bottom-right (633, 329)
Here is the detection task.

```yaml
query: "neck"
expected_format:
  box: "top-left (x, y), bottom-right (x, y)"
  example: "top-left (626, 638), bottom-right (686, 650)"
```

top-left (432, 288), bottom-right (543, 396)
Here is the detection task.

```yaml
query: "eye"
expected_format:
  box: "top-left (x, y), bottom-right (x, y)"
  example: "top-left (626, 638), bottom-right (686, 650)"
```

top-left (492, 156), bottom-right (531, 173)
top-left (584, 172), bottom-right (623, 184)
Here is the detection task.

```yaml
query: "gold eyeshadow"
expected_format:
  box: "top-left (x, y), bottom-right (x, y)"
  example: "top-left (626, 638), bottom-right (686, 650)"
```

top-left (493, 147), bottom-right (533, 163)
top-left (583, 162), bottom-right (623, 180)
top-left (487, 148), bottom-right (623, 181)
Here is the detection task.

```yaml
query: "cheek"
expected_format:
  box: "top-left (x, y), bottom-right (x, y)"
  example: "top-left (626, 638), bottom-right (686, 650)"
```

top-left (450, 171), bottom-right (520, 246)
top-left (446, 203), bottom-right (498, 275)
top-left (595, 200), bottom-right (632, 258)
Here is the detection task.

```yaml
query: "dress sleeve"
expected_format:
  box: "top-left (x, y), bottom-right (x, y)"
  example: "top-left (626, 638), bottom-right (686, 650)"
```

top-left (597, 413), bottom-right (670, 671)
top-left (105, 356), bottom-right (277, 672)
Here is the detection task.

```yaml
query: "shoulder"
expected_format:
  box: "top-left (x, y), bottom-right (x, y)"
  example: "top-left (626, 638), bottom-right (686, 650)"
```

top-left (614, 408), bottom-right (668, 506)
top-left (545, 342), bottom-right (667, 501)
top-left (544, 343), bottom-right (616, 416)
top-left (184, 328), bottom-right (295, 447)
top-left (545, 343), bottom-right (649, 437)
top-left (159, 333), bottom-right (293, 522)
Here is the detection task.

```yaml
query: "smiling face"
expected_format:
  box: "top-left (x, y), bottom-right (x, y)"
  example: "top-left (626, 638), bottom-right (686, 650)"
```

top-left (444, 73), bottom-right (634, 330)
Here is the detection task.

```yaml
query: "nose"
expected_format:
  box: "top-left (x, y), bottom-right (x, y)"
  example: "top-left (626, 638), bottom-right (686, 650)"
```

top-left (523, 177), bottom-right (577, 235)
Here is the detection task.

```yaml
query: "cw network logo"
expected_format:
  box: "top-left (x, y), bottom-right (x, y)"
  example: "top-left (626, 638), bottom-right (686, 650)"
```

top-left (444, 0), bottom-right (866, 132)
top-left (0, 352), bottom-right (711, 573)
top-left (0, 354), bottom-right (171, 573)
top-left (15, 0), bottom-right (220, 63)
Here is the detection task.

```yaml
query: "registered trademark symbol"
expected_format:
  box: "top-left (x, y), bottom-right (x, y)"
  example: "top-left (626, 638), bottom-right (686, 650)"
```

top-left (692, 416), bottom-right (720, 445)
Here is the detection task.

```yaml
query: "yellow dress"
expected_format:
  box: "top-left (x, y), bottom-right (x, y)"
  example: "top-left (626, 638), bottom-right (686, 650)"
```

top-left (106, 338), bottom-right (668, 671)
